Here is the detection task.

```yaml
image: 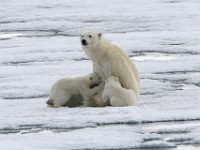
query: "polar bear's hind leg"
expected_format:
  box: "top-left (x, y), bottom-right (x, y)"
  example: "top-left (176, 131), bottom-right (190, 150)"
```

top-left (53, 92), bottom-right (72, 107)
top-left (110, 97), bottom-right (127, 107)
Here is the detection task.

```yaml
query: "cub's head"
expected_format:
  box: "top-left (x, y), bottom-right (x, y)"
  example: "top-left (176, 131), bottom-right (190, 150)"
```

top-left (105, 76), bottom-right (121, 87)
top-left (89, 73), bottom-right (102, 89)
top-left (80, 31), bottom-right (102, 50)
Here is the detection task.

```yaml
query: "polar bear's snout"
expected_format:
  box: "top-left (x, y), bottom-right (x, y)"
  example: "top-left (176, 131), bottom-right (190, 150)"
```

top-left (82, 39), bottom-right (88, 46)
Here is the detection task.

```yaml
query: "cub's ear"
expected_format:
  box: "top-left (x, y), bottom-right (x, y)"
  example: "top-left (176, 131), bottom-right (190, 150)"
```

top-left (105, 79), bottom-right (108, 83)
top-left (98, 33), bottom-right (102, 38)
top-left (114, 77), bottom-right (119, 82)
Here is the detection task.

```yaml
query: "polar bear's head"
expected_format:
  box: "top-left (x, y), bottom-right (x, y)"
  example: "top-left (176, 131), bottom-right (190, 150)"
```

top-left (89, 73), bottom-right (102, 88)
top-left (80, 31), bottom-right (102, 49)
top-left (105, 76), bottom-right (121, 87)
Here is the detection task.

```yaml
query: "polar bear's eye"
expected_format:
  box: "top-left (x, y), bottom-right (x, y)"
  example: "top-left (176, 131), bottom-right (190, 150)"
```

top-left (89, 77), bottom-right (92, 80)
top-left (88, 35), bottom-right (92, 38)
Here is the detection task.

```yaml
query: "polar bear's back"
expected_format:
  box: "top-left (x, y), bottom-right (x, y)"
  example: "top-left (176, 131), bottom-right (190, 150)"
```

top-left (100, 45), bottom-right (139, 96)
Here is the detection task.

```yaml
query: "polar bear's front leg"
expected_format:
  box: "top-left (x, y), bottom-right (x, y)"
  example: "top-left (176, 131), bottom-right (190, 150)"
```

top-left (93, 63), bottom-right (107, 81)
top-left (82, 82), bottom-right (104, 107)
top-left (89, 82), bottom-right (104, 95)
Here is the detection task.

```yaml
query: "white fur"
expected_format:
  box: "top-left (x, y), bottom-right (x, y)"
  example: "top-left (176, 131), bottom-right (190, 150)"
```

top-left (80, 31), bottom-right (140, 103)
top-left (102, 76), bottom-right (137, 107)
top-left (47, 73), bottom-right (102, 107)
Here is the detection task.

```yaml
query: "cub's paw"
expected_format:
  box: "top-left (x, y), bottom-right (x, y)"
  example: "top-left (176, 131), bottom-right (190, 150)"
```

top-left (46, 99), bottom-right (54, 106)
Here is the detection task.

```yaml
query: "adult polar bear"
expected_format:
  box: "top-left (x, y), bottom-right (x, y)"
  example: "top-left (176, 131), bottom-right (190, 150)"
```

top-left (80, 31), bottom-right (140, 106)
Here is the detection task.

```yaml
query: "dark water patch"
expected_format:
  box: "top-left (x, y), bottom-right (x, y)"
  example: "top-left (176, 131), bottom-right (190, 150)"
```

top-left (0, 124), bottom-right (95, 135)
top-left (37, 4), bottom-right (72, 9)
top-left (0, 38), bottom-right (10, 40)
top-left (18, 124), bottom-right (44, 128)
top-left (17, 29), bottom-right (60, 34)
top-left (162, 0), bottom-right (182, 4)
top-left (152, 130), bottom-right (189, 134)
top-left (37, 6), bottom-right (55, 9)
top-left (161, 43), bottom-right (186, 46)
top-left (155, 70), bottom-right (200, 75)
top-left (139, 142), bottom-right (176, 149)
top-left (167, 137), bottom-right (194, 143)
top-left (151, 77), bottom-right (187, 84)
top-left (143, 75), bottom-right (200, 90)
top-left (18, 33), bottom-right (76, 38)
top-left (147, 77), bottom-right (200, 90)
top-left (83, 146), bottom-right (174, 150)
top-left (195, 83), bottom-right (200, 87)
top-left (0, 20), bottom-right (28, 24)
top-left (1, 120), bottom-right (200, 135)
top-left (3, 58), bottom-right (63, 66)
top-left (172, 85), bottom-right (185, 91)
top-left (153, 71), bottom-right (200, 87)
top-left (142, 119), bottom-right (200, 124)
top-left (95, 118), bottom-right (200, 127)
top-left (73, 57), bottom-right (89, 61)
top-left (131, 50), bottom-right (199, 57)
top-left (0, 124), bottom-right (44, 135)
top-left (0, 128), bottom-right (20, 134)
top-left (142, 77), bottom-right (187, 87)
top-left (95, 120), bottom-right (139, 126)
top-left (0, 18), bottom-right (50, 25)
top-left (2, 94), bottom-right (48, 100)
top-left (48, 126), bottom-right (97, 133)
top-left (83, 20), bottom-right (105, 23)
top-left (143, 137), bottom-right (162, 142)
top-left (20, 129), bottom-right (44, 134)
top-left (140, 91), bottom-right (156, 96)
top-left (130, 51), bottom-right (199, 62)
top-left (0, 30), bottom-right (77, 37)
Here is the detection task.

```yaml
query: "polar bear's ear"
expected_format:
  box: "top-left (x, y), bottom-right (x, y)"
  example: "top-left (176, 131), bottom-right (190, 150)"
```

top-left (98, 33), bottom-right (102, 38)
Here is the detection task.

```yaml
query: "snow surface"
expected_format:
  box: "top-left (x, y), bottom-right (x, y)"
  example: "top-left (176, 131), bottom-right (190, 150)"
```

top-left (1, 0), bottom-right (200, 149)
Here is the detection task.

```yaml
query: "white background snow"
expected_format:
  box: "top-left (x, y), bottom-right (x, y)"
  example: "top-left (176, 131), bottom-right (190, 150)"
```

top-left (0, 0), bottom-right (200, 149)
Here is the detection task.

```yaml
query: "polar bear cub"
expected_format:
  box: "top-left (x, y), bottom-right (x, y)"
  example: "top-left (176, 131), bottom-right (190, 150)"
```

top-left (102, 76), bottom-right (137, 107)
top-left (47, 73), bottom-right (102, 107)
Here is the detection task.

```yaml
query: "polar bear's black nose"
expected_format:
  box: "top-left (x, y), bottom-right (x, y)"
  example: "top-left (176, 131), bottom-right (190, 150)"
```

top-left (82, 39), bottom-right (87, 45)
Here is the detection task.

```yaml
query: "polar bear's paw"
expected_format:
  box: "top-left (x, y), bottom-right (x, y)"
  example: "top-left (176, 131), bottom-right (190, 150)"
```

top-left (46, 99), bottom-right (54, 106)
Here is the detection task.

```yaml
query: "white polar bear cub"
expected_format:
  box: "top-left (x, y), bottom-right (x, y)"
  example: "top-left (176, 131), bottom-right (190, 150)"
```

top-left (47, 73), bottom-right (102, 107)
top-left (102, 76), bottom-right (137, 107)
top-left (80, 31), bottom-right (140, 99)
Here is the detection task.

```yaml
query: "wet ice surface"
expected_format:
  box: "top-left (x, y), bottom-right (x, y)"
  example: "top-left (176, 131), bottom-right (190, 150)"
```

top-left (1, 0), bottom-right (200, 149)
